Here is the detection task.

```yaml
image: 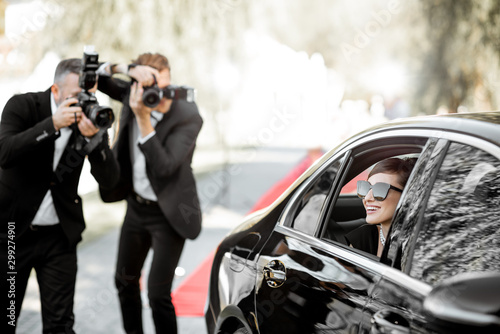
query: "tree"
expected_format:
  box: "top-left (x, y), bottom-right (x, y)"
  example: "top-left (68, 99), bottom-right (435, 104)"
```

top-left (33, 0), bottom-right (253, 146)
top-left (416, 0), bottom-right (500, 113)
top-left (9, 0), bottom-right (500, 119)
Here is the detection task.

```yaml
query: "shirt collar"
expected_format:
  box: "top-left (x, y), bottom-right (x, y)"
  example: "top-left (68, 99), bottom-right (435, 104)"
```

top-left (50, 93), bottom-right (57, 115)
top-left (151, 110), bottom-right (164, 123)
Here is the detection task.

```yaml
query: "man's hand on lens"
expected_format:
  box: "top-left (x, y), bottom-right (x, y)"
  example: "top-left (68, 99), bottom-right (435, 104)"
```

top-left (52, 97), bottom-right (81, 131)
top-left (128, 65), bottom-right (160, 87)
top-left (129, 82), bottom-right (155, 138)
top-left (129, 82), bottom-right (153, 119)
top-left (78, 113), bottom-right (99, 138)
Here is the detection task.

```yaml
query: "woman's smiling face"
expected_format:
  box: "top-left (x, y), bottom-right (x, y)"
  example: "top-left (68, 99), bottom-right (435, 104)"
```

top-left (363, 172), bottom-right (404, 227)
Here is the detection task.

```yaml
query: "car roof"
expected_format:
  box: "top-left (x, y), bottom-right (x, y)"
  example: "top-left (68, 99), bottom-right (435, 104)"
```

top-left (247, 111), bottom-right (500, 220)
top-left (353, 111), bottom-right (500, 147)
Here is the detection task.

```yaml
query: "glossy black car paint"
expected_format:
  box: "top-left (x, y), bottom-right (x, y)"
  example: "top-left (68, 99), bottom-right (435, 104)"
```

top-left (206, 112), bottom-right (500, 334)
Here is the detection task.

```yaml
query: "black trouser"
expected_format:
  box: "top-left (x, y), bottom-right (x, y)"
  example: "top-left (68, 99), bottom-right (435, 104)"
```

top-left (115, 196), bottom-right (185, 334)
top-left (2, 224), bottom-right (77, 334)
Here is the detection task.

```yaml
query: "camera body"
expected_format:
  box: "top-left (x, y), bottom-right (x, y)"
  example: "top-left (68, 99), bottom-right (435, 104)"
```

top-left (142, 84), bottom-right (195, 108)
top-left (75, 46), bottom-right (114, 128)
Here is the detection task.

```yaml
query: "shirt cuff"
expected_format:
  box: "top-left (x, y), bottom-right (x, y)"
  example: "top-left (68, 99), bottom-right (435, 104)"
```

top-left (138, 131), bottom-right (156, 144)
top-left (97, 62), bottom-right (112, 76)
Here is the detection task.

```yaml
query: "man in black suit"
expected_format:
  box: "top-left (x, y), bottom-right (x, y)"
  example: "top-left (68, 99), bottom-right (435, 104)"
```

top-left (97, 53), bottom-right (203, 334)
top-left (0, 58), bottom-right (118, 333)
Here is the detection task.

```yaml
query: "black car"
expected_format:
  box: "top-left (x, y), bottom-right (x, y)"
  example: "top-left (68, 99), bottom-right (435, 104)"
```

top-left (205, 111), bottom-right (500, 334)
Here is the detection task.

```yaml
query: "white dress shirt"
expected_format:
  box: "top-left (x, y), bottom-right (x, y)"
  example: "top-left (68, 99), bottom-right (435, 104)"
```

top-left (31, 94), bottom-right (73, 226)
top-left (129, 111), bottom-right (163, 201)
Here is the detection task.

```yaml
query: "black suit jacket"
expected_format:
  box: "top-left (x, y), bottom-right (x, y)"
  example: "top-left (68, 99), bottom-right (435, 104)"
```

top-left (98, 77), bottom-right (203, 240)
top-left (0, 89), bottom-right (119, 247)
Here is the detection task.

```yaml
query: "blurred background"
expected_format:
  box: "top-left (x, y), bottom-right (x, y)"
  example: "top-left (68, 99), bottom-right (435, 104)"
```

top-left (3, 1), bottom-right (500, 332)
top-left (1, 0), bottom-right (500, 231)
top-left (2, 0), bottom-right (500, 151)
top-left (3, 0), bottom-right (500, 220)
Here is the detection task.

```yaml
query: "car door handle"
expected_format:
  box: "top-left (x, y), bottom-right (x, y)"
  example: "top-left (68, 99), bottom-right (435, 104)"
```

top-left (371, 309), bottom-right (410, 334)
top-left (263, 260), bottom-right (286, 288)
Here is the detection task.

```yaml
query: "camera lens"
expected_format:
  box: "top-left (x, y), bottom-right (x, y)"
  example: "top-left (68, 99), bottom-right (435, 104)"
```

top-left (88, 105), bottom-right (115, 128)
top-left (142, 86), bottom-right (162, 108)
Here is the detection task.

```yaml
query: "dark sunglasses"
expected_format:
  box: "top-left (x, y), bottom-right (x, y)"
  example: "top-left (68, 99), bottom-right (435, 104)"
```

top-left (357, 180), bottom-right (403, 201)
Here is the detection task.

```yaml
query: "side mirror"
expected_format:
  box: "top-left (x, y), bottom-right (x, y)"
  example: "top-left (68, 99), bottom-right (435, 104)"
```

top-left (424, 272), bottom-right (500, 329)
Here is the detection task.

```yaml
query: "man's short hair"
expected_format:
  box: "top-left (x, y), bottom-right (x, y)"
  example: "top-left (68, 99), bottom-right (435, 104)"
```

top-left (54, 58), bottom-right (81, 84)
top-left (133, 53), bottom-right (170, 72)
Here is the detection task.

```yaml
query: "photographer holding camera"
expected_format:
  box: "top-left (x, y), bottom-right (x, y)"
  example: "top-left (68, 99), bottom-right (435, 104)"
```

top-left (0, 57), bottom-right (118, 333)
top-left (97, 52), bottom-right (203, 334)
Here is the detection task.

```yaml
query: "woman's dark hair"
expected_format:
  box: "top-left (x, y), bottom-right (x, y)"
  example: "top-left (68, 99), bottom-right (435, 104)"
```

top-left (368, 157), bottom-right (417, 187)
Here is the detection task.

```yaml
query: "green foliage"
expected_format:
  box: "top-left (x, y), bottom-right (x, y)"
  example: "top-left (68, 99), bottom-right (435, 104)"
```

top-left (416, 0), bottom-right (500, 113)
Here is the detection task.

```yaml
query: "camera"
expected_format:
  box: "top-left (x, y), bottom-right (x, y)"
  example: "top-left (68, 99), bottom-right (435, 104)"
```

top-left (74, 46), bottom-right (114, 128)
top-left (142, 84), bottom-right (195, 108)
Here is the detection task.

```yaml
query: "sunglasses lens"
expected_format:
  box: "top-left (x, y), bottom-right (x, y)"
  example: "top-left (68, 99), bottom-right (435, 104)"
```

top-left (357, 180), bottom-right (370, 198)
top-left (372, 183), bottom-right (391, 201)
top-left (357, 181), bottom-right (392, 201)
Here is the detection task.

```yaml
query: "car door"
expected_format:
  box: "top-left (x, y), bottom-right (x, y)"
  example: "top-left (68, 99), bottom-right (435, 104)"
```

top-left (253, 133), bottom-right (431, 333)
top-left (254, 152), bottom-right (382, 333)
top-left (369, 135), bottom-right (500, 333)
top-left (255, 231), bottom-right (383, 333)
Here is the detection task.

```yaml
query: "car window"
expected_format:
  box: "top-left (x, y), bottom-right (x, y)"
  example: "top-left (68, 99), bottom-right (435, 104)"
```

top-left (339, 169), bottom-right (370, 194)
top-left (409, 142), bottom-right (500, 285)
top-left (291, 157), bottom-right (344, 235)
top-left (386, 138), bottom-right (442, 269)
top-left (326, 152), bottom-right (422, 249)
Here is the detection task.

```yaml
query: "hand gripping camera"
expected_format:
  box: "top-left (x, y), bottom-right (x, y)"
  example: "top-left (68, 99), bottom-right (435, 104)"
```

top-left (142, 80), bottom-right (195, 108)
top-left (75, 46), bottom-right (114, 128)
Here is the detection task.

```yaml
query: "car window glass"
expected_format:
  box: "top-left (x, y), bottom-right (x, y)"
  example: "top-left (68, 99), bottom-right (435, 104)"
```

top-left (409, 142), bottom-right (500, 285)
top-left (325, 152), bottom-right (421, 252)
top-left (339, 169), bottom-right (370, 195)
top-left (387, 138), bottom-right (443, 270)
top-left (291, 157), bottom-right (344, 235)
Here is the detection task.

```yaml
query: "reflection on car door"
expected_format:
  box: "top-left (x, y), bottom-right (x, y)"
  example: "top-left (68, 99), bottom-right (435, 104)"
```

top-left (254, 228), bottom-right (382, 333)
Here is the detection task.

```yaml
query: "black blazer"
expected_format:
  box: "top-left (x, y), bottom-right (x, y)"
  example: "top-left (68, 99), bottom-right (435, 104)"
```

top-left (0, 89), bottom-right (119, 247)
top-left (345, 224), bottom-right (379, 256)
top-left (98, 77), bottom-right (203, 240)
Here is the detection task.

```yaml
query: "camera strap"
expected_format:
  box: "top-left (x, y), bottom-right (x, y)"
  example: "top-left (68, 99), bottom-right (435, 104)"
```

top-left (82, 128), bottom-right (107, 155)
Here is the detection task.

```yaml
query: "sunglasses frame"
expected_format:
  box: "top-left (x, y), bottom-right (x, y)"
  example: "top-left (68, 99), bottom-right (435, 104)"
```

top-left (357, 180), bottom-right (403, 201)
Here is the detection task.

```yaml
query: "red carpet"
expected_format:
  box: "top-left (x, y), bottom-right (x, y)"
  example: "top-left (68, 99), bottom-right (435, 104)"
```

top-left (248, 148), bottom-right (324, 213)
top-left (172, 250), bottom-right (215, 317)
top-left (171, 149), bottom-right (323, 317)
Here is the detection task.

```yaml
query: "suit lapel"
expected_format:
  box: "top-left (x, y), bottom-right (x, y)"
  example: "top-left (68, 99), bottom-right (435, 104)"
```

top-left (153, 101), bottom-right (177, 142)
top-left (39, 89), bottom-right (56, 171)
top-left (113, 106), bottom-right (133, 150)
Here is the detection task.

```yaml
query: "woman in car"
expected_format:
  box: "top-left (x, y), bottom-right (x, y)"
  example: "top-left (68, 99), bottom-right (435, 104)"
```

top-left (345, 157), bottom-right (417, 257)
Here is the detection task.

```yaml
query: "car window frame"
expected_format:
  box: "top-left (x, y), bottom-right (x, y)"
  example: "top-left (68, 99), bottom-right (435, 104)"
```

top-left (319, 136), bottom-right (427, 246)
top-left (280, 151), bottom-right (349, 230)
top-left (278, 130), bottom-right (434, 258)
